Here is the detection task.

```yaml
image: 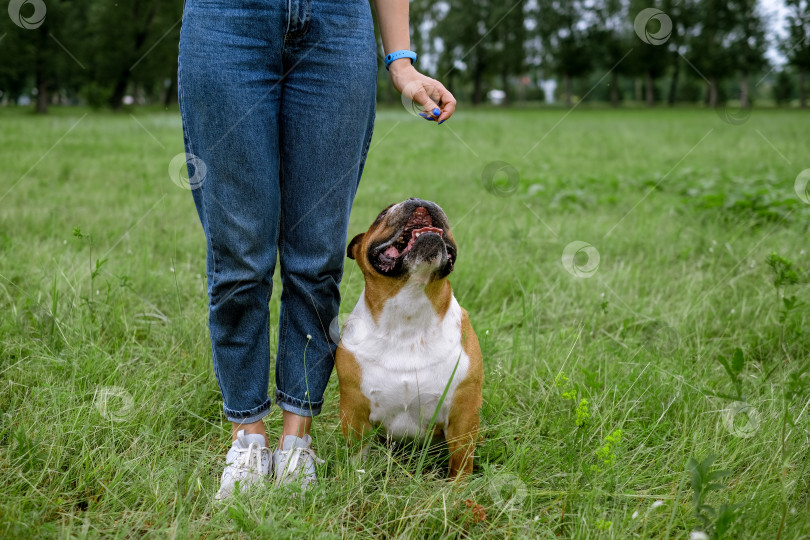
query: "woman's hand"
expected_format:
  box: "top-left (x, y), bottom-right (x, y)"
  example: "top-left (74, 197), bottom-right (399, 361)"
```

top-left (388, 61), bottom-right (457, 124)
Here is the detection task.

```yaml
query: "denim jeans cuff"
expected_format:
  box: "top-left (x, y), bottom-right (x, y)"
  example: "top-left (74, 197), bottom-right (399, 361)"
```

top-left (275, 389), bottom-right (323, 417)
top-left (224, 397), bottom-right (273, 424)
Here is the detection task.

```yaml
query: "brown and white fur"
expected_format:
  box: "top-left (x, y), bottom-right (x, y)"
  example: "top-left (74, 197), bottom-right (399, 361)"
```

top-left (335, 198), bottom-right (483, 478)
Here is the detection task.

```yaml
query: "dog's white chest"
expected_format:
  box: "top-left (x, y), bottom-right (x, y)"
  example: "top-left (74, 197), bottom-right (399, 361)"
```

top-left (342, 284), bottom-right (470, 440)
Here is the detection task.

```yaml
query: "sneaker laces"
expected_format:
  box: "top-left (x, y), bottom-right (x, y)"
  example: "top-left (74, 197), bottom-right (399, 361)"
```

top-left (232, 441), bottom-right (271, 476)
top-left (277, 446), bottom-right (324, 478)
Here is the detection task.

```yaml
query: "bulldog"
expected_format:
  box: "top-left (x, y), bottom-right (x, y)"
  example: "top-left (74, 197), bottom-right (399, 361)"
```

top-left (335, 198), bottom-right (483, 478)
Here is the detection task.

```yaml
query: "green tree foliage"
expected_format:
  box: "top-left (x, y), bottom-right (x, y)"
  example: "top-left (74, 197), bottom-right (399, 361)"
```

top-left (627, 0), bottom-right (673, 107)
top-left (535, 0), bottom-right (593, 105)
top-left (728, 0), bottom-right (768, 107)
top-left (429, 0), bottom-right (525, 104)
top-left (773, 70), bottom-right (794, 105)
top-left (588, 0), bottom-right (633, 107)
top-left (662, 0), bottom-right (700, 105)
top-left (0, 0), bottom-right (87, 112)
top-left (688, 0), bottom-right (736, 107)
top-left (489, 0), bottom-right (526, 103)
top-left (84, 0), bottom-right (183, 109)
top-left (783, 0), bottom-right (810, 107)
top-left (0, 0), bottom-right (182, 111)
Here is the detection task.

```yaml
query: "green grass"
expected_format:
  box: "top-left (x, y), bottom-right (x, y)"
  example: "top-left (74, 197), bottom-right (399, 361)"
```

top-left (1, 105), bottom-right (809, 538)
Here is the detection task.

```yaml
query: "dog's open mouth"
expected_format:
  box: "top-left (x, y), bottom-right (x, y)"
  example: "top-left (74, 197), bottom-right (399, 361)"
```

top-left (375, 207), bottom-right (444, 273)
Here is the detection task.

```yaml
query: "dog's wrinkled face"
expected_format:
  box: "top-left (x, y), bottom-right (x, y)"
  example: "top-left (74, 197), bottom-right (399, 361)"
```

top-left (348, 198), bottom-right (457, 281)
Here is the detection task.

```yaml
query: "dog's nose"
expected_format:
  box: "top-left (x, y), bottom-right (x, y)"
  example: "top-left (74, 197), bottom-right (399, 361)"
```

top-left (407, 197), bottom-right (429, 207)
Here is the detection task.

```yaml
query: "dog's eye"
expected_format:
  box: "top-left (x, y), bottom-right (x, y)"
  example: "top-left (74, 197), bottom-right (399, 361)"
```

top-left (373, 205), bottom-right (394, 225)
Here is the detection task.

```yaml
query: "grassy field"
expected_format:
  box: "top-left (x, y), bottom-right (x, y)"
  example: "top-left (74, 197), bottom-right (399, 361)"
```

top-left (0, 105), bottom-right (808, 539)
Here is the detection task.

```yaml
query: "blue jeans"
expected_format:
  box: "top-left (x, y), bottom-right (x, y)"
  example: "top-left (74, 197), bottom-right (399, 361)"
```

top-left (178, 0), bottom-right (377, 422)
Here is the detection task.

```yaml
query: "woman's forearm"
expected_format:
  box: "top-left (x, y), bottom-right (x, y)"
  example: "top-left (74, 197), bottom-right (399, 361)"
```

top-left (373, 0), bottom-right (411, 64)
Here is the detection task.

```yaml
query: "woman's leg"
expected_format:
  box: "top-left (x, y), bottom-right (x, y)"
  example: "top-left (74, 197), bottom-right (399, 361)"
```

top-left (273, 0), bottom-right (378, 436)
top-left (178, 0), bottom-right (288, 442)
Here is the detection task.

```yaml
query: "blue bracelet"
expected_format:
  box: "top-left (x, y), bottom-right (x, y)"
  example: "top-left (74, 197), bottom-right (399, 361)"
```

top-left (384, 50), bottom-right (417, 71)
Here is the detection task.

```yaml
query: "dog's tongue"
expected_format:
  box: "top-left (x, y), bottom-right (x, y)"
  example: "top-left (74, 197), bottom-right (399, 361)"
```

top-left (405, 226), bottom-right (442, 253)
top-left (384, 245), bottom-right (400, 258)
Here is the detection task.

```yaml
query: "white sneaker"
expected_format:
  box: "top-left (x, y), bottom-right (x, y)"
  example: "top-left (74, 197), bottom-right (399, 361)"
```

top-left (215, 430), bottom-right (271, 500)
top-left (272, 434), bottom-right (324, 490)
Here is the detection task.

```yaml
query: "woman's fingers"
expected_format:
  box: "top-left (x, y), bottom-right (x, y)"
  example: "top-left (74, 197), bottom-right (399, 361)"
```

top-left (434, 84), bottom-right (457, 124)
top-left (397, 73), bottom-right (457, 124)
top-left (411, 85), bottom-right (441, 121)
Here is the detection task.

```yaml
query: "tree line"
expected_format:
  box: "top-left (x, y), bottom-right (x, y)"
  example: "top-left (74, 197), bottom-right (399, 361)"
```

top-left (1, 0), bottom-right (808, 113)
top-left (412, 0), bottom-right (810, 107)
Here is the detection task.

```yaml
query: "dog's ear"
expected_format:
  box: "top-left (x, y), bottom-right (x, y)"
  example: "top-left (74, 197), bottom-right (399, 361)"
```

top-left (347, 233), bottom-right (365, 260)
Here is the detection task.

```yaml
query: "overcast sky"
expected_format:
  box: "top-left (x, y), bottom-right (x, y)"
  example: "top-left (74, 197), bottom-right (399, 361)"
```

top-left (761, 0), bottom-right (789, 64)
